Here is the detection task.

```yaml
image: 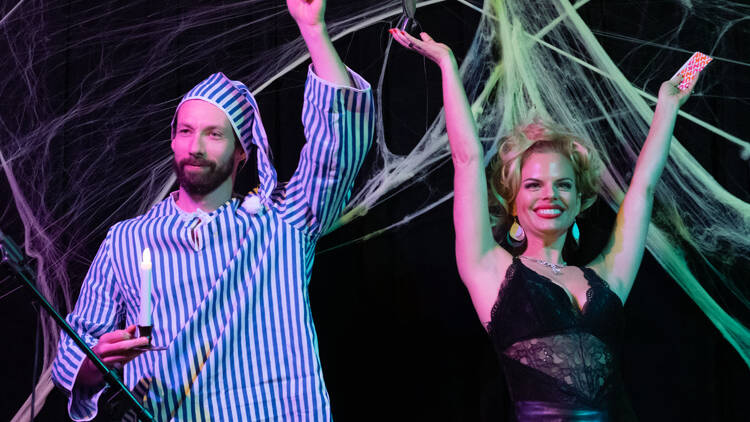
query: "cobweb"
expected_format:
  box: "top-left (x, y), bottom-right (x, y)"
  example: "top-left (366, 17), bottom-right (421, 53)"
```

top-left (1, 0), bottom-right (749, 417)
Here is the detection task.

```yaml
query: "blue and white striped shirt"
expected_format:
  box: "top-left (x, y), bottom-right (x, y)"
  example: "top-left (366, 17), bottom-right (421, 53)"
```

top-left (51, 66), bottom-right (374, 421)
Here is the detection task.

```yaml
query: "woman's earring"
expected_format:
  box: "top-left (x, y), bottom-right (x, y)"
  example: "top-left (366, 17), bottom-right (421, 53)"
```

top-left (507, 216), bottom-right (526, 247)
top-left (571, 220), bottom-right (580, 247)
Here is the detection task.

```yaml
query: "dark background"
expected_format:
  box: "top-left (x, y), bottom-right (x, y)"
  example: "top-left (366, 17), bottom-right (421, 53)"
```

top-left (1, 1), bottom-right (749, 421)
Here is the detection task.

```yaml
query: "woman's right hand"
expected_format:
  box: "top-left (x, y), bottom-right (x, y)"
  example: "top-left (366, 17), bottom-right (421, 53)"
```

top-left (389, 29), bottom-right (454, 69)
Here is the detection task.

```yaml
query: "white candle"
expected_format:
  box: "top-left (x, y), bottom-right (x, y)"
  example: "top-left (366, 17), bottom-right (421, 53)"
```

top-left (138, 247), bottom-right (153, 327)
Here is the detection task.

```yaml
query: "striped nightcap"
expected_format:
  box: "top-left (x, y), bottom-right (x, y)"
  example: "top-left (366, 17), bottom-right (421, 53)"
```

top-left (171, 72), bottom-right (277, 203)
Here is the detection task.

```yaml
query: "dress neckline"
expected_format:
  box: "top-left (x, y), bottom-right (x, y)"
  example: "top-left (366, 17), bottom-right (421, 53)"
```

top-left (515, 257), bottom-right (599, 314)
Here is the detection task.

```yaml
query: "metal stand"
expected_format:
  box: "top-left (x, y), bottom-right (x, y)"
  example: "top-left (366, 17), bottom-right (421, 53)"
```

top-left (0, 229), bottom-right (154, 422)
top-left (398, 0), bottom-right (420, 34)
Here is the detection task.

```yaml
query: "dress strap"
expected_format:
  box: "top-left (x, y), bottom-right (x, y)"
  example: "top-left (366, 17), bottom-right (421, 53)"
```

top-left (486, 256), bottom-right (524, 333)
top-left (580, 266), bottom-right (610, 290)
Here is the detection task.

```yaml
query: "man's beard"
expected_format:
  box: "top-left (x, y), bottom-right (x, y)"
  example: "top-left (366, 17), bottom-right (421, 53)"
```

top-left (173, 155), bottom-right (234, 196)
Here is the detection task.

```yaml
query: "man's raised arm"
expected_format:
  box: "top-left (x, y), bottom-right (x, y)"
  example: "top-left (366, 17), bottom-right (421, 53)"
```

top-left (287, 0), bottom-right (352, 87)
top-left (276, 0), bottom-right (374, 236)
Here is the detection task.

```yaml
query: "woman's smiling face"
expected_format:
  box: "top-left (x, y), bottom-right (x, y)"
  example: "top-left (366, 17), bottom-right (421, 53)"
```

top-left (514, 151), bottom-right (581, 241)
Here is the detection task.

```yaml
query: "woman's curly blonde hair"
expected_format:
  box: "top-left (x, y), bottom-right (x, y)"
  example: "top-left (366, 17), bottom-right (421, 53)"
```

top-left (488, 119), bottom-right (602, 228)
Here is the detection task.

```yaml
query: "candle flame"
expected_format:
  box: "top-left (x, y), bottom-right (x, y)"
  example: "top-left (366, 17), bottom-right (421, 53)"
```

top-left (141, 247), bottom-right (152, 271)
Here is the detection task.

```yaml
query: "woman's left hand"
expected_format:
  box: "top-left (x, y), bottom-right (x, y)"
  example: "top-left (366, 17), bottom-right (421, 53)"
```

top-left (390, 29), bottom-right (455, 69)
top-left (657, 73), bottom-right (698, 109)
top-left (287, 0), bottom-right (325, 28)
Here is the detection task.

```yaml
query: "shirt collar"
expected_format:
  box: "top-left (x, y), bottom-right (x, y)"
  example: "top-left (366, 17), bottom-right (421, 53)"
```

top-left (169, 191), bottom-right (239, 225)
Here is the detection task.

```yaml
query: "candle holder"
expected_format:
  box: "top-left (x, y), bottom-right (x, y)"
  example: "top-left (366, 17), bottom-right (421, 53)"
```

top-left (135, 325), bottom-right (168, 351)
top-left (137, 325), bottom-right (153, 342)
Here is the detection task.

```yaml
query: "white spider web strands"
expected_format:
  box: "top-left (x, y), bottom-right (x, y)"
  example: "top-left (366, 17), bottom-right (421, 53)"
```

top-left (338, 0), bottom-right (750, 367)
top-left (0, 1), bottom-right (413, 416)
top-left (515, 0), bottom-right (750, 365)
top-left (1, 0), bottom-right (749, 417)
top-left (0, 0), bottom-right (382, 357)
top-left (503, 0), bottom-right (750, 363)
top-left (478, 0), bottom-right (750, 365)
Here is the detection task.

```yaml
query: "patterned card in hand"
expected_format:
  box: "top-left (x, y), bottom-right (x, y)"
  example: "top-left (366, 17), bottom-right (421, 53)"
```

top-left (672, 52), bottom-right (713, 90)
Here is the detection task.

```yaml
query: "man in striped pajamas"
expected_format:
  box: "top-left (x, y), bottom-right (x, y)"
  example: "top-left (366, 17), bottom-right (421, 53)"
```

top-left (51, 0), bottom-right (374, 420)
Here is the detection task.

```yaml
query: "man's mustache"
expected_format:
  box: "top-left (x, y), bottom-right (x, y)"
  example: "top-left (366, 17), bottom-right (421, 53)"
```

top-left (180, 157), bottom-right (215, 168)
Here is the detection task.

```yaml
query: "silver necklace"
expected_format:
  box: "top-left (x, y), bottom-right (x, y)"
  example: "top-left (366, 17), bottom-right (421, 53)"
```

top-left (519, 255), bottom-right (566, 275)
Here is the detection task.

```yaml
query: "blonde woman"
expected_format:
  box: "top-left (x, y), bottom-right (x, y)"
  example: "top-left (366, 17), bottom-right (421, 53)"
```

top-left (390, 28), bottom-right (696, 421)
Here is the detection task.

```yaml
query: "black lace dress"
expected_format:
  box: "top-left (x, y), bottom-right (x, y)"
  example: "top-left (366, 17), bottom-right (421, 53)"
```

top-left (486, 258), bottom-right (637, 421)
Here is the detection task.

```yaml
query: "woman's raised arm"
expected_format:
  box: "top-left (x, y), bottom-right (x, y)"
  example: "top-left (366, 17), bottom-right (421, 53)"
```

top-left (390, 30), bottom-right (512, 289)
top-left (590, 74), bottom-right (697, 302)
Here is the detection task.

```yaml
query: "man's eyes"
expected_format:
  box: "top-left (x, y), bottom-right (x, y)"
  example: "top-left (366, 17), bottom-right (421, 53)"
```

top-left (176, 129), bottom-right (225, 138)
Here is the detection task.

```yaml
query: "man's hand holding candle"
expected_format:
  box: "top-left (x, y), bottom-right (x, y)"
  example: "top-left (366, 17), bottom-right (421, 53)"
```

top-left (74, 325), bottom-right (149, 388)
top-left (74, 247), bottom-right (155, 388)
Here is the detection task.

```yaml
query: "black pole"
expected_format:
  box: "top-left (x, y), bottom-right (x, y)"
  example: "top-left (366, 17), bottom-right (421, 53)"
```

top-left (0, 229), bottom-right (154, 422)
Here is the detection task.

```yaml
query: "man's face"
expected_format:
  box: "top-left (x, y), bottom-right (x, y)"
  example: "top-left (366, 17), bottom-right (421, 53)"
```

top-left (171, 100), bottom-right (244, 196)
